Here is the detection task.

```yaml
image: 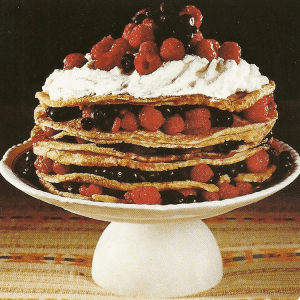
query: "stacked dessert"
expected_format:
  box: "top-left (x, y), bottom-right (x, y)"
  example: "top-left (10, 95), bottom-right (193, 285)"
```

top-left (21, 3), bottom-right (293, 204)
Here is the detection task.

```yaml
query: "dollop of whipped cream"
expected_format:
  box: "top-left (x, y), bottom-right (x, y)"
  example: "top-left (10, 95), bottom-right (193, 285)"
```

top-left (42, 55), bottom-right (269, 101)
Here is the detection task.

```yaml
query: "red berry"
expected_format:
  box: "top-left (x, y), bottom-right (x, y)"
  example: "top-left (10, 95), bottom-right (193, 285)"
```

top-left (34, 156), bottom-right (53, 174)
top-left (160, 38), bottom-right (185, 62)
top-left (139, 41), bottom-right (159, 60)
top-left (111, 38), bottom-right (132, 57)
top-left (90, 36), bottom-right (114, 60)
top-left (196, 39), bottom-right (218, 61)
top-left (183, 107), bottom-right (211, 135)
top-left (43, 127), bottom-right (58, 137)
top-left (94, 51), bottom-right (117, 71)
top-left (207, 39), bottom-right (220, 51)
top-left (111, 117), bottom-right (121, 133)
top-left (82, 106), bottom-right (92, 118)
top-left (202, 191), bottom-right (220, 201)
top-left (134, 52), bottom-right (162, 75)
top-left (236, 182), bottom-right (253, 196)
top-left (185, 107), bottom-right (210, 120)
top-left (245, 149), bottom-right (269, 173)
top-left (52, 161), bottom-right (71, 175)
top-left (138, 106), bottom-right (165, 132)
top-left (128, 24), bottom-right (155, 49)
top-left (163, 114), bottom-right (185, 135)
top-left (143, 18), bottom-right (156, 30)
top-left (180, 5), bottom-right (203, 28)
top-left (190, 164), bottom-right (214, 183)
top-left (242, 96), bottom-right (269, 123)
top-left (79, 183), bottom-right (103, 197)
top-left (63, 53), bottom-right (87, 70)
top-left (120, 111), bottom-right (139, 132)
top-left (125, 186), bottom-right (161, 205)
top-left (122, 23), bottom-right (136, 40)
top-left (190, 31), bottom-right (203, 48)
top-left (218, 42), bottom-right (241, 64)
top-left (218, 182), bottom-right (239, 200)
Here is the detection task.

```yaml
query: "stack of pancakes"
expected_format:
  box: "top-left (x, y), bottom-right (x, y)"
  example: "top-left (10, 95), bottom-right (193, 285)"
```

top-left (31, 80), bottom-right (278, 203)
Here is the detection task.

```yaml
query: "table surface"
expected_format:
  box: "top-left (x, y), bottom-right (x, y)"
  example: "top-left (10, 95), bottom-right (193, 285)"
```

top-left (0, 103), bottom-right (299, 299)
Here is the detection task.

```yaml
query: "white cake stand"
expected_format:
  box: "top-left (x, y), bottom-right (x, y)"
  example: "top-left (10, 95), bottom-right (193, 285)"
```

top-left (1, 140), bottom-right (300, 298)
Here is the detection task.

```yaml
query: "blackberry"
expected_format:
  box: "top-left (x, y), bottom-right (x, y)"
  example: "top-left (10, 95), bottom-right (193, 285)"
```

top-left (66, 182), bottom-right (80, 194)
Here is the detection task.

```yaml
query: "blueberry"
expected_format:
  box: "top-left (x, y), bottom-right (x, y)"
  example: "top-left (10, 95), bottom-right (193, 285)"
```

top-left (214, 141), bottom-right (241, 154)
top-left (184, 195), bottom-right (199, 203)
top-left (121, 53), bottom-right (135, 73)
top-left (267, 148), bottom-right (278, 165)
top-left (143, 171), bottom-right (161, 182)
top-left (46, 106), bottom-right (81, 122)
top-left (160, 190), bottom-right (185, 205)
top-left (90, 105), bottom-right (115, 132)
top-left (66, 182), bottom-right (80, 194)
top-left (59, 135), bottom-right (77, 143)
top-left (225, 164), bottom-right (239, 179)
top-left (210, 109), bottom-right (234, 128)
top-left (236, 160), bottom-right (247, 173)
top-left (81, 117), bottom-right (94, 131)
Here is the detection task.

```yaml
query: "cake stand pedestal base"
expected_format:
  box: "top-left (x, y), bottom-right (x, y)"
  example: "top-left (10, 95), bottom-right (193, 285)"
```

top-left (92, 218), bottom-right (223, 298)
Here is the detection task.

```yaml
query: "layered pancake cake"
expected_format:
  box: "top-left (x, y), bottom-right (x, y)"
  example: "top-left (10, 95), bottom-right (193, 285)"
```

top-left (19, 3), bottom-right (294, 204)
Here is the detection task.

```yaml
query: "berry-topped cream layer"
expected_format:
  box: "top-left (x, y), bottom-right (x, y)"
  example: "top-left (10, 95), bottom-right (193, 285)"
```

top-left (21, 3), bottom-right (294, 204)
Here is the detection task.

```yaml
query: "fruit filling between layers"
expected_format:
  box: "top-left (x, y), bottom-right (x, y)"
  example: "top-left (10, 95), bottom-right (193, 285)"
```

top-left (17, 139), bottom-right (294, 205)
top-left (37, 95), bottom-right (276, 137)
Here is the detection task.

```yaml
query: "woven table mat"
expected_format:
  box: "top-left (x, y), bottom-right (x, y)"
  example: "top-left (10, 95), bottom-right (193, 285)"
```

top-left (0, 176), bottom-right (299, 300)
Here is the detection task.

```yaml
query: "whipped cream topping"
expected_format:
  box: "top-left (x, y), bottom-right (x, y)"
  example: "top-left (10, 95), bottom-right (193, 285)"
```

top-left (42, 55), bottom-right (269, 101)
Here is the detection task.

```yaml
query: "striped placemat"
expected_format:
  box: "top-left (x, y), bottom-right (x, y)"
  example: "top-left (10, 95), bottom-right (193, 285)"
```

top-left (0, 176), bottom-right (299, 299)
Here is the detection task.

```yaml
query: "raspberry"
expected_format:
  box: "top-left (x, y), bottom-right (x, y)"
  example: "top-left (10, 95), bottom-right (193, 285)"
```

top-left (94, 51), bottom-right (118, 71)
top-left (63, 53), bottom-right (87, 70)
top-left (82, 106), bottom-right (92, 118)
top-left (185, 107), bottom-right (210, 120)
top-left (138, 106), bottom-right (165, 131)
top-left (218, 41), bottom-right (241, 64)
top-left (142, 18), bottom-right (156, 30)
top-left (125, 186), bottom-right (161, 205)
top-left (190, 31), bottom-right (203, 48)
top-left (190, 164), bottom-right (214, 183)
top-left (218, 182), bottom-right (239, 200)
top-left (90, 36), bottom-right (114, 60)
top-left (160, 38), bottom-right (185, 62)
top-left (111, 117), bottom-right (121, 133)
top-left (183, 107), bottom-right (211, 135)
top-left (236, 182), bottom-right (253, 196)
top-left (79, 183), bottom-right (103, 197)
top-left (111, 38), bottom-right (132, 58)
top-left (122, 23), bottom-right (136, 40)
top-left (120, 111), bottom-right (139, 132)
top-left (134, 52), bottom-right (162, 75)
top-left (180, 5), bottom-right (203, 28)
top-left (128, 24), bottom-right (155, 49)
top-left (139, 41), bottom-right (159, 60)
top-left (196, 39), bottom-right (218, 61)
top-left (34, 156), bottom-right (53, 174)
top-left (163, 114), bottom-right (185, 135)
top-left (52, 161), bottom-right (71, 175)
top-left (245, 149), bottom-right (269, 173)
top-left (43, 127), bottom-right (58, 137)
top-left (242, 96), bottom-right (269, 123)
top-left (202, 191), bottom-right (220, 201)
top-left (207, 39), bottom-right (220, 51)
